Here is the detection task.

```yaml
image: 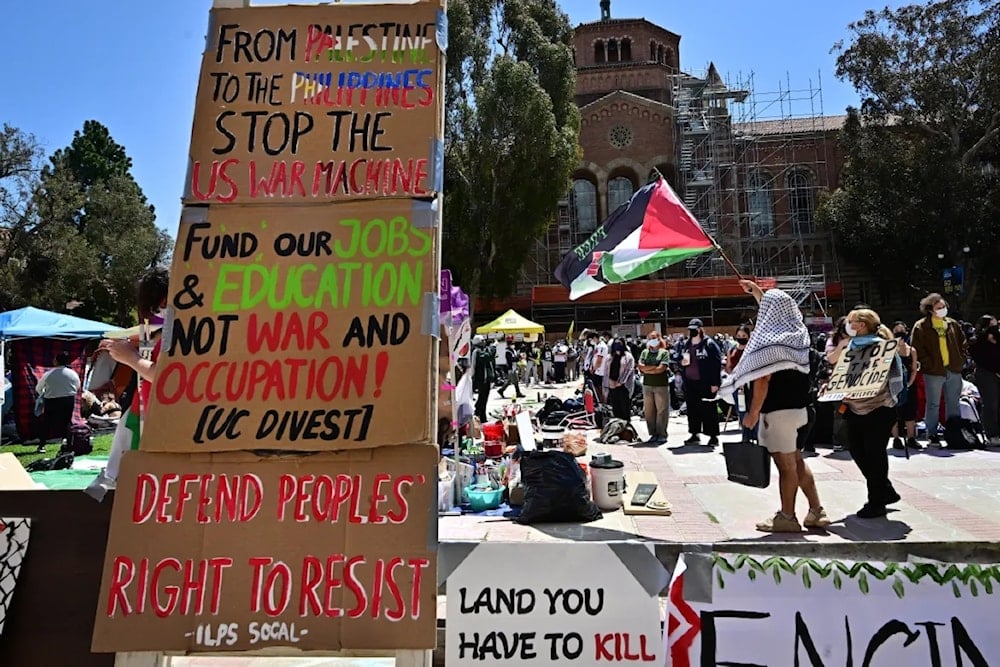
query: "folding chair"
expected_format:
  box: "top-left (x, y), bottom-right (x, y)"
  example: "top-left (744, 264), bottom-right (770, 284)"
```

top-left (561, 388), bottom-right (598, 430)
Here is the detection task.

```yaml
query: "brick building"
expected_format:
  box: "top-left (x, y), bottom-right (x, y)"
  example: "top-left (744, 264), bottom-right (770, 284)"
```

top-left (483, 1), bottom-right (862, 333)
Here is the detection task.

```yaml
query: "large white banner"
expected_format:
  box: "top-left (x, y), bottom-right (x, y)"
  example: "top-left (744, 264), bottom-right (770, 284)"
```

top-left (0, 518), bottom-right (31, 637)
top-left (666, 553), bottom-right (1000, 666)
top-left (447, 542), bottom-right (666, 666)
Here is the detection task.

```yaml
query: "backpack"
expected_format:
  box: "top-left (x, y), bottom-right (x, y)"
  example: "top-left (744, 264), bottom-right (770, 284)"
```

top-left (63, 423), bottom-right (93, 456)
top-left (807, 348), bottom-right (830, 403)
top-left (537, 397), bottom-right (565, 423)
top-left (943, 417), bottom-right (984, 450)
top-left (597, 418), bottom-right (637, 444)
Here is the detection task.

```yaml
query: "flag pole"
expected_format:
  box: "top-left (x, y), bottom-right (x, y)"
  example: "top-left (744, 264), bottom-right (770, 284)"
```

top-left (652, 168), bottom-right (747, 281)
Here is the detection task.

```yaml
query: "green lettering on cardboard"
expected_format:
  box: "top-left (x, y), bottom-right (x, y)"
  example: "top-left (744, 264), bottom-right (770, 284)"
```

top-left (214, 265), bottom-right (241, 312)
top-left (336, 219), bottom-right (361, 258)
top-left (361, 218), bottom-right (387, 258)
top-left (339, 262), bottom-right (361, 307)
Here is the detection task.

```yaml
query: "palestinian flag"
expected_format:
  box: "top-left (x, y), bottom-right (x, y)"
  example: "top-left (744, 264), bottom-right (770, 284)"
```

top-left (555, 178), bottom-right (715, 300)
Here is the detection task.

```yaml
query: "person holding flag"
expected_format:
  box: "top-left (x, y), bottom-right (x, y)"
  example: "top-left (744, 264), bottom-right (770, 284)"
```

top-left (729, 280), bottom-right (830, 532)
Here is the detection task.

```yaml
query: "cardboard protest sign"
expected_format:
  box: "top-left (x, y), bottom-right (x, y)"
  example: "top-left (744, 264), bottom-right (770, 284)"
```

top-left (185, 1), bottom-right (445, 205)
top-left (142, 200), bottom-right (438, 452)
top-left (666, 553), bottom-right (1000, 666)
top-left (92, 446), bottom-right (437, 653)
top-left (818, 338), bottom-right (899, 402)
top-left (0, 518), bottom-right (30, 638)
top-left (446, 543), bottom-right (665, 666)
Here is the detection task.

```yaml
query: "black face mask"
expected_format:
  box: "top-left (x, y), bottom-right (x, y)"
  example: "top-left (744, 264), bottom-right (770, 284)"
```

top-left (736, 338), bottom-right (749, 346)
top-left (894, 331), bottom-right (906, 339)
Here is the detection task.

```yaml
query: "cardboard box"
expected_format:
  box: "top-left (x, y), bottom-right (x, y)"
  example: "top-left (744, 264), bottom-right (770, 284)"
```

top-left (184, 1), bottom-right (445, 205)
top-left (143, 200), bottom-right (438, 453)
top-left (0, 453), bottom-right (35, 490)
top-left (92, 445), bottom-right (438, 653)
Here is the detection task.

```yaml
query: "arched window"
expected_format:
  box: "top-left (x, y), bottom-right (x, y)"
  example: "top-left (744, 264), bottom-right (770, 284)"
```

top-left (621, 38), bottom-right (632, 62)
top-left (570, 179), bottom-right (598, 235)
top-left (608, 39), bottom-right (619, 63)
top-left (657, 45), bottom-right (665, 64)
top-left (649, 41), bottom-right (656, 61)
top-left (788, 171), bottom-right (814, 234)
top-left (663, 47), bottom-right (674, 69)
top-left (747, 171), bottom-right (774, 237)
top-left (608, 177), bottom-right (634, 212)
top-left (594, 41), bottom-right (606, 64)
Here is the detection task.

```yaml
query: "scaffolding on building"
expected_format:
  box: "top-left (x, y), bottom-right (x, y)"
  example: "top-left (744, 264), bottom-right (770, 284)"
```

top-left (672, 68), bottom-right (842, 315)
top-left (515, 67), bottom-right (844, 325)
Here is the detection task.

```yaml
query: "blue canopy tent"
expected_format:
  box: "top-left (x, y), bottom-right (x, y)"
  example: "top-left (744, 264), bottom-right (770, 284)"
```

top-left (0, 307), bottom-right (122, 340)
top-left (0, 307), bottom-right (122, 444)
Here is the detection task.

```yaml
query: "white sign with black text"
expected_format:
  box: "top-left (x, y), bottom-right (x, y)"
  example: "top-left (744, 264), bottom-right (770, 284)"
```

top-left (666, 553), bottom-right (1000, 666)
top-left (447, 542), bottom-right (664, 666)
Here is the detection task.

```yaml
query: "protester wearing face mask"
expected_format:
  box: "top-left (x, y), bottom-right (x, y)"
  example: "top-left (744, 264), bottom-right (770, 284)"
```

top-left (890, 322), bottom-right (920, 451)
top-left (841, 309), bottom-right (906, 518)
top-left (604, 338), bottom-right (635, 421)
top-left (911, 293), bottom-right (967, 444)
top-left (970, 314), bottom-right (1000, 445)
top-left (638, 331), bottom-right (671, 444)
top-left (681, 318), bottom-right (723, 446)
top-left (727, 324), bottom-right (754, 440)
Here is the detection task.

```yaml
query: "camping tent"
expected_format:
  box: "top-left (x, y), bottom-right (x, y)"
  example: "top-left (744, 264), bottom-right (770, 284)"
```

top-left (0, 307), bottom-right (122, 340)
top-left (0, 307), bottom-right (122, 443)
top-left (476, 309), bottom-right (545, 336)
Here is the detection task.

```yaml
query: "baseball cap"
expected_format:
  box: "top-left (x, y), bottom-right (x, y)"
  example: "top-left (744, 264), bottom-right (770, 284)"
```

top-left (688, 318), bottom-right (703, 329)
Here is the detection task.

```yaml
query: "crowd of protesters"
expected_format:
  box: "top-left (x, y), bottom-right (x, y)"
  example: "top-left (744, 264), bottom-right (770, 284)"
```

top-left (467, 287), bottom-right (1000, 532)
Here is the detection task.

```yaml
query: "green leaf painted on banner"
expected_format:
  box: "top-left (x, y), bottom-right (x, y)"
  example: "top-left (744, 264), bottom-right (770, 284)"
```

top-left (833, 571), bottom-right (842, 590)
top-left (802, 568), bottom-right (812, 589)
top-left (891, 578), bottom-right (906, 599)
top-left (953, 581), bottom-right (962, 598)
top-left (859, 572), bottom-right (869, 594)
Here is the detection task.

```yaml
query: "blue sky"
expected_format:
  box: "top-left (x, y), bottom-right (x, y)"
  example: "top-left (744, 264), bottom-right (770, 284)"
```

top-left (2, 0), bottom-right (907, 235)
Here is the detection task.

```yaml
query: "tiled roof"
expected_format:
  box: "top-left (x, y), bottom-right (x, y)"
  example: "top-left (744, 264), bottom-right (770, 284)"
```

top-left (733, 115), bottom-right (848, 137)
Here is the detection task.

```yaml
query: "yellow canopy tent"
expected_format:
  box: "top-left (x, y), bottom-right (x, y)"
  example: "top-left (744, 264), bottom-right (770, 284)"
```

top-left (476, 309), bottom-right (545, 336)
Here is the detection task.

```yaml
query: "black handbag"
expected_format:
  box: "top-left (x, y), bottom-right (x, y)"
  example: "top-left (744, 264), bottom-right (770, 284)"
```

top-left (723, 436), bottom-right (771, 488)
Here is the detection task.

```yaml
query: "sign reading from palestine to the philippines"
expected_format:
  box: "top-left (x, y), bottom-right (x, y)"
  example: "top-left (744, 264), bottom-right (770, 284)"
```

top-left (186, 2), bottom-right (444, 204)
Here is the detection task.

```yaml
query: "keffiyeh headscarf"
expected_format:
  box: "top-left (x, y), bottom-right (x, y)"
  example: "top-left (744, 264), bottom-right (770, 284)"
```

top-left (727, 288), bottom-right (810, 390)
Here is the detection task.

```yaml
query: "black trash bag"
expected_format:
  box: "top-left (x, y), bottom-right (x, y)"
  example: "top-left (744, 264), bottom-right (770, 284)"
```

top-left (515, 450), bottom-right (602, 524)
top-left (25, 452), bottom-right (75, 473)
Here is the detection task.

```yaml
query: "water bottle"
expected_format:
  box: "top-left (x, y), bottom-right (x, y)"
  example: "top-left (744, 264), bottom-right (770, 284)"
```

top-left (737, 388), bottom-right (747, 412)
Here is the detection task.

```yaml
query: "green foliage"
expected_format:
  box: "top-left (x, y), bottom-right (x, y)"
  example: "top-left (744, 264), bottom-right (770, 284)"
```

top-left (820, 0), bottom-right (1000, 308)
top-left (0, 121), bottom-right (172, 324)
top-left (443, 0), bottom-right (580, 297)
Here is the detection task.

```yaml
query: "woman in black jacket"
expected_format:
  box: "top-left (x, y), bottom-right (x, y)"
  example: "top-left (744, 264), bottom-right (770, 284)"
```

top-left (680, 318), bottom-right (722, 447)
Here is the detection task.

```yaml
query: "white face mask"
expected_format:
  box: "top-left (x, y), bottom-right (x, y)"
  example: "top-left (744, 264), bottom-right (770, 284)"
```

top-left (846, 323), bottom-right (859, 337)
top-left (647, 339), bottom-right (659, 349)
top-left (935, 307), bottom-right (948, 319)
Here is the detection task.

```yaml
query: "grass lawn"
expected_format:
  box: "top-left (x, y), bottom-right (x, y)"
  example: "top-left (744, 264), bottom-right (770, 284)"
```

top-left (6, 432), bottom-right (114, 468)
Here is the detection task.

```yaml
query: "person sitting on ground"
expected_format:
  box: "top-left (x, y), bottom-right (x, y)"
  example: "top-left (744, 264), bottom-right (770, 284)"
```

top-left (729, 280), bottom-right (831, 533)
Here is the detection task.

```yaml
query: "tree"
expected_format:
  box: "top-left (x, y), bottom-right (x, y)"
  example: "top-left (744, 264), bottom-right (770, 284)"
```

top-left (0, 121), bottom-right (172, 323)
top-left (818, 0), bottom-right (1000, 313)
top-left (443, 0), bottom-right (580, 298)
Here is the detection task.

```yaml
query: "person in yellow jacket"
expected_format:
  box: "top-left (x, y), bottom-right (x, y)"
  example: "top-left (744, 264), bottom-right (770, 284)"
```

top-left (911, 293), bottom-right (967, 444)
